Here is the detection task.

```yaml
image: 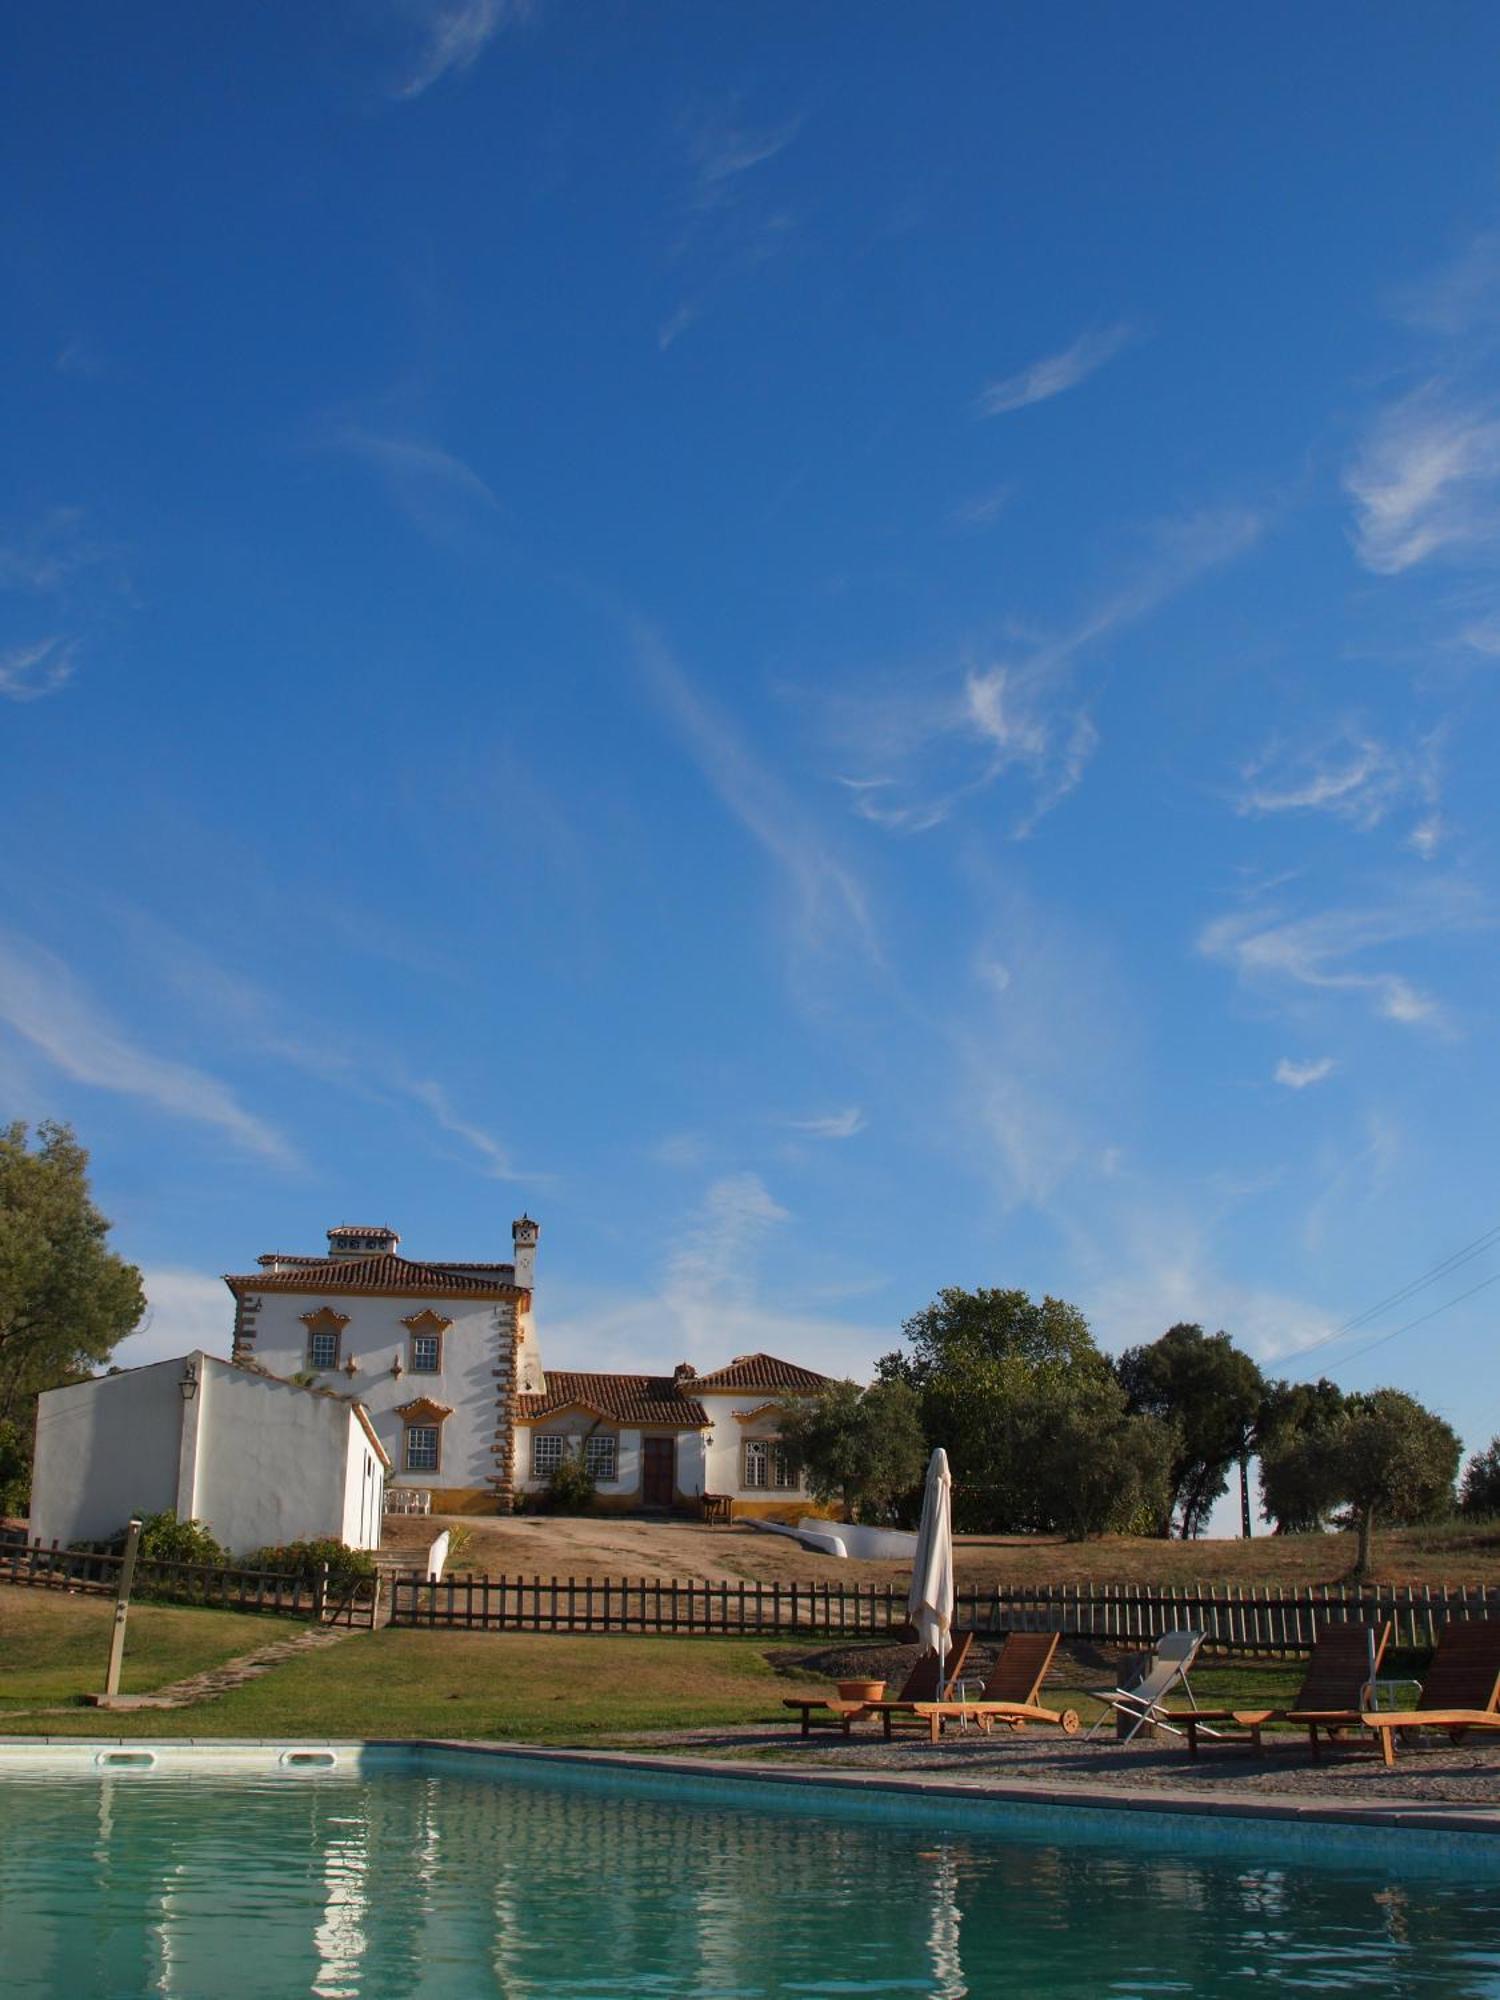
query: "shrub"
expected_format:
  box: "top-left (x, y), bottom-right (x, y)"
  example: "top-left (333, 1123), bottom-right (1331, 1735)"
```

top-left (545, 1452), bottom-right (596, 1515)
top-left (94, 1510), bottom-right (229, 1566)
top-left (242, 1538), bottom-right (375, 1585)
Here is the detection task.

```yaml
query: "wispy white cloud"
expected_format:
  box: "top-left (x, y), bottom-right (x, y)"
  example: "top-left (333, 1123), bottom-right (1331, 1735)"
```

top-left (1275, 1056), bottom-right (1336, 1089)
top-left (1234, 723), bottom-right (1444, 852)
top-left (834, 506), bottom-right (1261, 839)
top-left (543, 1173), bottom-right (887, 1380)
top-left (0, 636), bottom-right (76, 701)
top-left (632, 620), bottom-right (879, 962)
top-left (0, 930), bottom-right (294, 1163)
top-left (332, 423), bottom-right (500, 511)
top-left (130, 912), bottom-right (535, 1182)
top-left (688, 111), bottom-right (804, 209)
top-left (657, 302), bottom-right (701, 351)
top-left (392, 0), bottom-right (527, 100)
top-left (400, 1076), bottom-right (534, 1182)
top-left (976, 323), bottom-right (1134, 418)
top-left (1345, 381), bottom-right (1500, 574)
top-left (1391, 230), bottom-right (1500, 338)
top-left (949, 485), bottom-right (1013, 531)
top-left (1198, 887), bottom-right (1479, 1030)
top-left (113, 1269), bottom-right (234, 1370)
top-left (784, 1107), bottom-right (865, 1140)
top-left (667, 1172), bottom-right (788, 1308)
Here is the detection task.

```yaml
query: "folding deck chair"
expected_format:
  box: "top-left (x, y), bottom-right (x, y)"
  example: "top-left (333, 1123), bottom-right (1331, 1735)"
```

top-left (1084, 1630), bottom-right (1206, 1742)
top-left (873, 1630), bottom-right (1082, 1742)
top-left (782, 1631), bottom-right (975, 1737)
top-left (1361, 1622), bottom-right (1500, 1767)
top-left (1177, 1622), bottom-right (1390, 1756)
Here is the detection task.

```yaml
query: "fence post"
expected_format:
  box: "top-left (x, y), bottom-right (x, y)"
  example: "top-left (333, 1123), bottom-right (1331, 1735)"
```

top-left (313, 1561), bottom-right (329, 1625)
top-left (101, 1517), bottom-right (143, 1703)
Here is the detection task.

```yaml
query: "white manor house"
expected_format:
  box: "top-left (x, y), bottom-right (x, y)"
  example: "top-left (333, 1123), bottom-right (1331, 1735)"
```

top-left (225, 1218), bottom-right (831, 1518)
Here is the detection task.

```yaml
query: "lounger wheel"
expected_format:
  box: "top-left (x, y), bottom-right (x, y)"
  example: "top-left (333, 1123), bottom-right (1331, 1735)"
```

top-left (1059, 1709), bottom-right (1080, 1735)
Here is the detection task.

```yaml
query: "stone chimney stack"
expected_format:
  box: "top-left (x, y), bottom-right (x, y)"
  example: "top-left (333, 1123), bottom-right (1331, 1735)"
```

top-left (512, 1214), bottom-right (539, 1292)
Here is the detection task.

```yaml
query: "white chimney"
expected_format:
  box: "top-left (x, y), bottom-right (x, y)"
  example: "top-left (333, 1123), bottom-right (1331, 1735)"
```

top-left (512, 1214), bottom-right (539, 1292)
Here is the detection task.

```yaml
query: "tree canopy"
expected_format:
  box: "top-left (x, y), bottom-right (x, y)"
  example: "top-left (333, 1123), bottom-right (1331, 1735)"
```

top-left (1257, 1378), bottom-right (1349, 1534)
top-left (776, 1378), bottom-right (928, 1524)
top-left (879, 1286), bottom-right (1169, 1536)
top-left (0, 1121), bottom-right (143, 1507)
top-left (1460, 1438), bottom-right (1500, 1519)
top-left (1116, 1323), bottom-right (1265, 1538)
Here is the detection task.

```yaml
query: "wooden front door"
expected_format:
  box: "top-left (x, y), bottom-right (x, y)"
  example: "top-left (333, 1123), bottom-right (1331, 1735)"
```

top-left (643, 1436), bottom-right (676, 1510)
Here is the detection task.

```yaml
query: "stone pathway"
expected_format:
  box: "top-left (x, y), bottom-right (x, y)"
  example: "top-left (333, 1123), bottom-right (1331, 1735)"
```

top-left (93, 1624), bottom-right (355, 1711)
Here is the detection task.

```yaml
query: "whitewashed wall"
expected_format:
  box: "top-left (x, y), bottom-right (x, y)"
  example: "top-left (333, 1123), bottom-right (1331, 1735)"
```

top-left (31, 1358), bottom-right (184, 1548)
top-left (191, 1361), bottom-right (378, 1553)
top-left (245, 1293), bottom-right (511, 1496)
top-left (699, 1393), bottom-right (806, 1502)
top-left (30, 1353), bottom-right (386, 1556)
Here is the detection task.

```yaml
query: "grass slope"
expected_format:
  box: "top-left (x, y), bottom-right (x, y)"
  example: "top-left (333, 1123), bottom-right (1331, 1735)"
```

top-left (0, 1589), bottom-right (307, 1707)
top-left (0, 1591), bottom-right (1314, 1744)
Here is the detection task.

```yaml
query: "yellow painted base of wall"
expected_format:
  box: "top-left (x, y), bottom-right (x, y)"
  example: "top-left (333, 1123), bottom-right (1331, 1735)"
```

top-left (419, 1487), bottom-right (514, 1515)
top-left (729, 1499), bottom-right (845, 1524)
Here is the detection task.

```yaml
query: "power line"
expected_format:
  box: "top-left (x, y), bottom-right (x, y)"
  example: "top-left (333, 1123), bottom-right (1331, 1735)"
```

top-left (1322, 1270), bottom-right (1500, 1375)
top-left (1284, 1220), bottom-right (1500, 1370)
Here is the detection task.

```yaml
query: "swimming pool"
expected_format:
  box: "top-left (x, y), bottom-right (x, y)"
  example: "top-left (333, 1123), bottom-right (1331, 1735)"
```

top-left (3, 1745), bottom-right (1499, 1996)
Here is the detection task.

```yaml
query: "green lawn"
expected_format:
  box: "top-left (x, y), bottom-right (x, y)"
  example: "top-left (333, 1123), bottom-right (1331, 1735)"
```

top-left (0, 1586), bottom-right (1327, 1742)
top-left (0, 1588), bottom-right (309, 1708)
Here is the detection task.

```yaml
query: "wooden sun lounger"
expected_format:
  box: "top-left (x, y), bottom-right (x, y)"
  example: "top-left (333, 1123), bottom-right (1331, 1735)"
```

top-left (1361, 1623), bottom-right (1500, 1767)
top-left (782, 1632), bottom-right (975, 1736)
top-left (1177, 1624), bottom-right (1390, 1756)
top-left (875, 1631), bottom-right (1081, 1742)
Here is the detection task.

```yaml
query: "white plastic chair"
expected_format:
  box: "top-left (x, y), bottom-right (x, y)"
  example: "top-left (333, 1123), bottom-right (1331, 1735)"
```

top-left (1085, 1630), bottom-right (1208, 1742)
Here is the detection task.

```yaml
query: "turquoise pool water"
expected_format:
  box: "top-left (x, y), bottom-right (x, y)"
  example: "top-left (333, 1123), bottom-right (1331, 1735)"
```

top-left (4, 1757), bottom-right (1500, 1997)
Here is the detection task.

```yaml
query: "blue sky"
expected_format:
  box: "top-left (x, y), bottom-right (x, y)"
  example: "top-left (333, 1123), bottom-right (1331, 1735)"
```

top-left (5, 3), bottom-right (1500, 1509)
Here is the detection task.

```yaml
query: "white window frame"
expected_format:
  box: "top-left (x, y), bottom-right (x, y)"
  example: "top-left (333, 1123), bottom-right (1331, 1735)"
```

top-left (743, 1437), bottom-right (797, 1491)
top-left (404, 1424), bottom-right (440, 1474)
top-left (584, 1433), bottom-right (618, 1482)
top-left (531, 1434), bottom-right (566, 1480)
top-left (308, 1328), bottom-right (340, 1371)
top-left (409, 1332), bottom-right (441, 1374)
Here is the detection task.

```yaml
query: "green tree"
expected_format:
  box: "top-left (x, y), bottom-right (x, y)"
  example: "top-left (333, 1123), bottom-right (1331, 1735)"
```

top-left (1116, 1324), bottom-right (1265, 1538)
top-left (1021, 1374), bottom-right (1177, 1541)
top-left (879, 1287), bottom-right (1121, 1533)
top-left (0, 1122), bottom-right (144, 1503)
top-left (1257, 1378), bottom-right (1348, 1533)
top-left (1459, 1437), bottom-right (1500, 1518)
top-left (1329, 1389), bottom-right (1461, 1578)
top-left (776, 1378), bottom-right (928, 1523)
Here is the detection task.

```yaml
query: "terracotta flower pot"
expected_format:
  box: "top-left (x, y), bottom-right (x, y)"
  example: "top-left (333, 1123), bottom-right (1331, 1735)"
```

top-left (837, 1679), bottom-right (887, 1703)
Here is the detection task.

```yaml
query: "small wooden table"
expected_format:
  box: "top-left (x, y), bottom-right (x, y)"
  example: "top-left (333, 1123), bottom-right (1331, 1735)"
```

top-left (702, 1494), bottom-right (734, 1524)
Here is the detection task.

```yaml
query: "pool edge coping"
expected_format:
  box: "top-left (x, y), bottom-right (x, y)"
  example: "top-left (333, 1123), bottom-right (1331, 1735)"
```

top-left (391, 1738), bottom-right (1500, 1839)
top-left (2, 1734), bottom-right (1498, 1841)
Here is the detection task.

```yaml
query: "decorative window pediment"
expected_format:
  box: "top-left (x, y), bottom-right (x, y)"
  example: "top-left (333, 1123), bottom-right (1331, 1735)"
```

top-left (400, 1310), bottom-right (452, 1336)
top-left (395, 1395), bottom-right (454, 1425)
top-left (732, 1402), bottom-right (786, 1425)
top-left (401, 1309), bottom-right (450, 1375)
top-left (301, 1306), bottom-right (351, 1372)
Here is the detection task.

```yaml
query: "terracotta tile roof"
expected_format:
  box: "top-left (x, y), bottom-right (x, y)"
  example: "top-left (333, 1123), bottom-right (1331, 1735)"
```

top-left (692, 1353), bottom-right (833, 1393)
top-left (515, 1372), bottom-right (709, 1429)
top-left (223, 1253), bottom-right (523, 1299)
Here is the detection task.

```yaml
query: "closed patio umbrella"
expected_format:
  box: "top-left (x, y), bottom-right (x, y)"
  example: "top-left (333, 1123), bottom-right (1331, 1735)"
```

top-left (907, 1447), bottom-right (955, 1684)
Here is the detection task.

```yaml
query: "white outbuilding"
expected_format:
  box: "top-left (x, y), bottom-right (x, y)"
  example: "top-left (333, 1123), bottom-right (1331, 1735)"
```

top-left (29, 1351), bottom-right (390, 1557)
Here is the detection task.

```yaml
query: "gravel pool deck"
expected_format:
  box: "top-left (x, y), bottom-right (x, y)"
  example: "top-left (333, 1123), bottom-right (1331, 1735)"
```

top-left (606, 1722), bottom-right (1500, 1810)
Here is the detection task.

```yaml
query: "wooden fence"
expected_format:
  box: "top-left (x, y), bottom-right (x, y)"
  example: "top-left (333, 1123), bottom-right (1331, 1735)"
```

top-left (387, 1573), bottom-right (1500, 1652)
top-left (0, 1539), bottom-right (378, 1629)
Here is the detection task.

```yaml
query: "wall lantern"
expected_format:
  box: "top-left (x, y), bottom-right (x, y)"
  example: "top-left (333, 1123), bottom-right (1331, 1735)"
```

top-left (178, 1361), bottom-right (198, 1402)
